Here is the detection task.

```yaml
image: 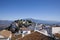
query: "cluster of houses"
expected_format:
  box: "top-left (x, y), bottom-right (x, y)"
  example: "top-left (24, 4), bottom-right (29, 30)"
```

top-left (0, 20), bottom-right (60, 40)
top-left (14, 23), bottom-right (60, 39)
top-left (35, 24), bottom-right (60, 39)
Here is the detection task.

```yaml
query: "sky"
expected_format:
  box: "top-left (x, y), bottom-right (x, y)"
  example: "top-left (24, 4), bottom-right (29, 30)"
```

top-left (0, 0), bottom-right (60, 21)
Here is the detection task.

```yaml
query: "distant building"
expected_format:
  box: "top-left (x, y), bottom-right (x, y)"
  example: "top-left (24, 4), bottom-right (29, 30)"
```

top-left (34, 24), bottom-right (53, 37)
top-left (36, 24), bottom-right (44, 30)
top-left (20, 27), bottom-right (31, 38)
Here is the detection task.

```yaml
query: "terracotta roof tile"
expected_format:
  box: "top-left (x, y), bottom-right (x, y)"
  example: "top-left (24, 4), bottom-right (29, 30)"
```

top-left (0, 30), bottom-right (12, 38)
top-left (18, 31), bottom-right (55, 40)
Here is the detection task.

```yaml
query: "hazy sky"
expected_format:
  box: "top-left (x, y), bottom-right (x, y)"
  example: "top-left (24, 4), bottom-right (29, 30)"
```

top-left (0, 0), bottom-right (60, 21)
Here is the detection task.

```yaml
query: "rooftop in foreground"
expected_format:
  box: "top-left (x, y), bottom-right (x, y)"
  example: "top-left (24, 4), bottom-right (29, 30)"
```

top-left (18, 31), bottom-right (55, 40)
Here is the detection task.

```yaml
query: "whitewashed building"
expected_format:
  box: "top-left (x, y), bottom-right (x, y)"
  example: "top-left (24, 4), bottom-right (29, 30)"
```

top-left (52, 27), bottom-right (60, 34)
top-left (20, 27), bottom-right (31, 38)
top-left (34, 24), bottom-right (53, 37)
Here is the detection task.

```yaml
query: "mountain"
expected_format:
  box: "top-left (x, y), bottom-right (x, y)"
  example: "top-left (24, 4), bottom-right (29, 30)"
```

top-left (0, 20), bottom-right (12, 30)
top-left (0, 18), bottom-right (60, 30)
top-left (23, 18), bottom-right (60, 25)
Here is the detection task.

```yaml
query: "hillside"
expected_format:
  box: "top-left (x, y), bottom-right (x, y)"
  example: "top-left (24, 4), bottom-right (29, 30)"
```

top-left (24, 18), bottom-right (60, 25)
top-left (0, 20), bottom-right (12, 30)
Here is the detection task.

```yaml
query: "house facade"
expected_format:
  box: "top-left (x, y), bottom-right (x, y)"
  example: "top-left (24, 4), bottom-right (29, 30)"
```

top-left (52, 27), bottom-right (60, 34)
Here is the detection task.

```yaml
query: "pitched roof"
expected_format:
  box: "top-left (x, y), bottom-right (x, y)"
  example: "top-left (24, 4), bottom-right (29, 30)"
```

top-left (18, 31), bottom-right (55, 40)
top-left (0, 30), bottom-right (12, 38)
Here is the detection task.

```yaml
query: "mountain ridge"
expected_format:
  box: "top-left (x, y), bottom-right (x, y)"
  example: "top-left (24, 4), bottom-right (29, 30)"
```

top-left (23, 18), bottom-right (60, 25)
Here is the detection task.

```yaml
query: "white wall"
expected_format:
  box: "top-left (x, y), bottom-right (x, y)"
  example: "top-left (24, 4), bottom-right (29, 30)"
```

top-left (22, 31), bottom-right (31, 38)
top-left (52, 27), bottom-right (60, 34)
top-left (0, 35), bottom-right (4, 38)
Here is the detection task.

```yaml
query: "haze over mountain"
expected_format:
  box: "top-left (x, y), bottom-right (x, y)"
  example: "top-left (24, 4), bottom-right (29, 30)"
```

top-left (0, 18), bottom-right (60, 26)
top-left (23, 18), bottom-right (60, 25)
top-left (0, 18), bottom-right (60, 30)
top-left (0, 20), bottom-right (12, 25)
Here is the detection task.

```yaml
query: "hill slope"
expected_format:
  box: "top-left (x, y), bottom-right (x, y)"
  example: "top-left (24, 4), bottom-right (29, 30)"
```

top-left (0, 20), bottom-right (12, 30)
